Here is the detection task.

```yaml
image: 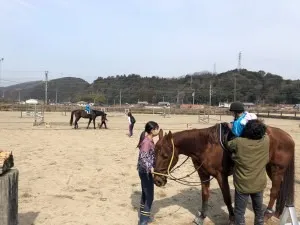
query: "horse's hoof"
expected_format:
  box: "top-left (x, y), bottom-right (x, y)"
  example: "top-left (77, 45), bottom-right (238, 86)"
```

top-left (264, 209), bottom-right (273, 221)
top-left (193, 216), bottom-right (204, 225)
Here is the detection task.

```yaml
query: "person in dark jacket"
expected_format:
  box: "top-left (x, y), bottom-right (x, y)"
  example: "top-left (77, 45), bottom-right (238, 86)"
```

top-left (127, 112), bottom-right (136, 137)
top-left (99, 113), bottom-right (108, 129)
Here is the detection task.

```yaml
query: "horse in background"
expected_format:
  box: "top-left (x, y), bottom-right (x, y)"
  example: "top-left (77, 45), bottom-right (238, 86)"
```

top-left (153, 124), bottom-right (295, 224)
top-left (70, 109), bottom-right (106, 129)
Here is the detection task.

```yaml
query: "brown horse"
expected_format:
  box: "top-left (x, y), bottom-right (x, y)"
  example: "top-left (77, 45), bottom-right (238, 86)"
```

top-left (153, 123), bottom-right (295, 224)
top-left (69, 109), bottom-right (106, 129)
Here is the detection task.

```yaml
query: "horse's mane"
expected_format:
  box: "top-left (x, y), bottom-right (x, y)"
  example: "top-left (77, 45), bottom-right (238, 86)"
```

top-left (171, 123), bottom-right (220, 145)
top-left (204, 124), bottom-right (220, 144)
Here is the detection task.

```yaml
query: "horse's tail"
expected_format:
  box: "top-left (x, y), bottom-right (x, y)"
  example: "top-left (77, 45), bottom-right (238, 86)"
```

top-left (70, 110), bottom-right (76, 126)
top-left (275, 148), bottom-right (295, 215)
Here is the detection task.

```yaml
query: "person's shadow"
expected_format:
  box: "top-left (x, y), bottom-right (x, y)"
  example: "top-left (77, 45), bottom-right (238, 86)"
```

top-left (19, 211), bottom-right (39, 225)
top-left (130, 187), bottom-right (273, 225)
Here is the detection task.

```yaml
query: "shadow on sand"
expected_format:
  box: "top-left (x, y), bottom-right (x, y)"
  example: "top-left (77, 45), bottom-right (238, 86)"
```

top-left (130, 187), bottom-right (273, 225)
top-left (19, 211), bottom-right (39, 225)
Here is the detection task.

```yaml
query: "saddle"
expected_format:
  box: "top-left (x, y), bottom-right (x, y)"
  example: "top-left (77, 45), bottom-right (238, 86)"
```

top-left (219, 123), bottom-right (236, 175)
top-left (219, 123), bottom-right (235, 153)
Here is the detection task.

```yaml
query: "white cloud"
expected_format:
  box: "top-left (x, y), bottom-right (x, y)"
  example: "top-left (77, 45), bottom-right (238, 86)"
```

top-left (13, 0), bottom-right (37, 9)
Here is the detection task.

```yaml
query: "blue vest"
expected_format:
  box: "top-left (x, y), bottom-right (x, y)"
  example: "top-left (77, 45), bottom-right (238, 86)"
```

top-left (232, 113), bottom-right (247, 137)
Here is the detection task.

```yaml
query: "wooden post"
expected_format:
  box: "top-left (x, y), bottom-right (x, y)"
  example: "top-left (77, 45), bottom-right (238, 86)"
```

top-left (0, 169), bottom-right (19, 225)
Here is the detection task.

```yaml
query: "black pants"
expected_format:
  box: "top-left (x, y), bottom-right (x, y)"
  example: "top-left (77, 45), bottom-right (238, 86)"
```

top-left (234, 190), bottom-right (264, 225)
top-left (99, 121), bottom-right (107, 129)
top-left (139, 172), bottom-right (154, 224)
top-left (129, 124), bottom-right (134, 136)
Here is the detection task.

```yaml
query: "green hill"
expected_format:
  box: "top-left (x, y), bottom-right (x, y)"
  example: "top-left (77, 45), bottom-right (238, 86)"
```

top-left (1, 69), bottom-right (299, 105)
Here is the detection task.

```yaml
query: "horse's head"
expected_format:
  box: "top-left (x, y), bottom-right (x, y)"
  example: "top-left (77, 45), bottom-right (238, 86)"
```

top-left (154, 129), bottom-right (179, 187)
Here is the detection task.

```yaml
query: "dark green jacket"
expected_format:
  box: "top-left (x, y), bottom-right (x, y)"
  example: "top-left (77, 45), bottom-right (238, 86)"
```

top-left (228, 136), bottom-right (270, 193)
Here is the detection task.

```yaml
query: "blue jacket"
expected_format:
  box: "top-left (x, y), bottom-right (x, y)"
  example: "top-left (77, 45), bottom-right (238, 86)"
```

top-left (85, 104), bottom-right (90, 112)
top-left (231, 112), bottom-right (247, 137)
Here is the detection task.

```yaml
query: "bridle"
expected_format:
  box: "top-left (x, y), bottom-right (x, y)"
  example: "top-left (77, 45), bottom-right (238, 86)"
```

top-left (152, 138), bottom-right (214, 186)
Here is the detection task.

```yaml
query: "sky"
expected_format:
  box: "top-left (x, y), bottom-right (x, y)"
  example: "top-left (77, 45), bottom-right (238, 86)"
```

top-left (0, 0), bottom-right (300, 86)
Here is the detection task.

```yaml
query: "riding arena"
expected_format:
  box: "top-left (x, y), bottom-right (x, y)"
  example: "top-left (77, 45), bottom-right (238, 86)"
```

top-left (0, 104), bottom-right (299, 225)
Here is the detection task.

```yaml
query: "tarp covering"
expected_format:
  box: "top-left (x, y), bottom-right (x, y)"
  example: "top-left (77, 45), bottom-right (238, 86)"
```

top-left (25, 99), bottom-right (38, 105)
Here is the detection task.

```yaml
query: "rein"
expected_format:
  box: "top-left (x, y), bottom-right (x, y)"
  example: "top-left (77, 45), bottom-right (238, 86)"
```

top-left (152, 138), bottom-right (214, 186)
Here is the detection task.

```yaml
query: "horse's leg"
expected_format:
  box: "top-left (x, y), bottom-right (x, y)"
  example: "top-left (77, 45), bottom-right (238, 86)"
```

top-left (75, 117), bottom-right (80, 129)
top-left (87, 118), bottom-right (92, 129)
top-left (193, 170), bottom-right (211, 225)
top-left (264, 164), bottom-right (285, 220)
top-left (216, 173), bottom-right (235, 224)
top-left (93, 118), bottom-right (96, 129)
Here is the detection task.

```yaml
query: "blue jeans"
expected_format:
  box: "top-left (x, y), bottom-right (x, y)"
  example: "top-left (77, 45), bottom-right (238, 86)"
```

top-left (234, 190), bottom-right (264, 225)
top-left (139, 172), bottom-right (154, 224)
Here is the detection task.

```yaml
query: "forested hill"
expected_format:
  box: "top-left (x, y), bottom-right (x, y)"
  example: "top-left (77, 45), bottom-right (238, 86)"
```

top-left (91, 69), bottom-right (300, 105)
top-left (1, 69), bottom-right (299, 105)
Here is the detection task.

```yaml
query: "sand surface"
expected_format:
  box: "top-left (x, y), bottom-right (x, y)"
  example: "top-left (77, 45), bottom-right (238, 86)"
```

top-left (0, 111), bottom-right (299, 225)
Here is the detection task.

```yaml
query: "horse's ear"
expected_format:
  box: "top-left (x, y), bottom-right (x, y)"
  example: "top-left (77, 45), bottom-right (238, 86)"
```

top-left (158, 129), bottom-right (163, 140)
top-left (166, 130), bottom-right (173, 139)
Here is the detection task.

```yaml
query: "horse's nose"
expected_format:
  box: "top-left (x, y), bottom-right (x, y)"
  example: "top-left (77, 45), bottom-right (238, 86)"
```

top-left (154, 176), bottom-right (166, 187)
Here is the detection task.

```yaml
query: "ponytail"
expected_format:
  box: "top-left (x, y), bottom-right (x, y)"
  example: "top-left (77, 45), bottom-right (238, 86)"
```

top-left (137, 121), bottom-right (159, 148)
top-left (137, 131), bottom-right (146, 148)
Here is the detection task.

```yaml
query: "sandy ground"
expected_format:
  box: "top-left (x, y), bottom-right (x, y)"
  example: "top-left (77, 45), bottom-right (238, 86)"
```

top-left (0, 111), bottom-right (299, 225)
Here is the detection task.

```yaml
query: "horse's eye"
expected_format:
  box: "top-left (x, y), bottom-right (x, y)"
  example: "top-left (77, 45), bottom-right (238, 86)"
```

top-left (162, 153), bottom-right (168, 158)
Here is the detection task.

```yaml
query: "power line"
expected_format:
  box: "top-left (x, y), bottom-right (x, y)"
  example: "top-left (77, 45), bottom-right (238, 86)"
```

top-left (45, 71), bottom-right (48, 105)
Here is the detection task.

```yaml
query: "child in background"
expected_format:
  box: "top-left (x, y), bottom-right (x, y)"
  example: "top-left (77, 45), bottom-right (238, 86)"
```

top-left (127, 112), bottom-right (136, 137)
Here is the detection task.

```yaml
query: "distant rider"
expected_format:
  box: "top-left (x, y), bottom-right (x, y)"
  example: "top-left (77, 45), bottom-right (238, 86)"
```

top-left (85, 103), bottom-right (91, 114)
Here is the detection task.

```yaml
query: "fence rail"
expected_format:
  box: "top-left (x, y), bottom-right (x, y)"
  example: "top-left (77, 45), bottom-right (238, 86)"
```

top-left (0, 104), bottom-right (299, 120)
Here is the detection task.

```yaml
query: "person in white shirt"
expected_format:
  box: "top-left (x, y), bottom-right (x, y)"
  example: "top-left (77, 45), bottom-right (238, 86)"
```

top-left (127, 112), bottom-right (136, 137)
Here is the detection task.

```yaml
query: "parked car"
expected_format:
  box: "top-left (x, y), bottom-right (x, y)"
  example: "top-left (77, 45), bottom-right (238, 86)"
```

top-left (293, 104), bottom-right (300, 110)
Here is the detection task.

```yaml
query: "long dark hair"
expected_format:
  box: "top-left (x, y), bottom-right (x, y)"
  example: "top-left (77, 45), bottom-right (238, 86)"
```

top-left (137, 121), bottom-right (159, 148)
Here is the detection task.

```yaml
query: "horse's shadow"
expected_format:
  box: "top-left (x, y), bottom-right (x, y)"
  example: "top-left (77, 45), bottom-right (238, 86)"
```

top-left (130, 187), bottom-right (269, 225)
top-left (19, 211), bottom-right (39, 225)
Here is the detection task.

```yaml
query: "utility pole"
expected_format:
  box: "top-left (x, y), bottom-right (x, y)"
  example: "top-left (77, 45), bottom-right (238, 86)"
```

top-left (234, 76), bottom-right (236, 102)
top-left (213, 63), bottom-right (216, 75)
top-left (55, 88), bottom-right (58, 105)
top-left (192, 90), bottom-right (195, 105)
top-left (0, 58), bottom-right (4, 98)
top-left (234, 52), bottom-right (242, 102)
top-left (119, 90), bottom-right (122, 107)
top-left (16, 89), bottom-right (21, 102)
top-left (45, 71), bottom-right (48, 105)
top-left (209, 81), bottom-right (212, 106)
